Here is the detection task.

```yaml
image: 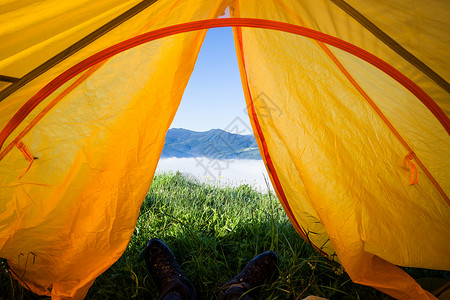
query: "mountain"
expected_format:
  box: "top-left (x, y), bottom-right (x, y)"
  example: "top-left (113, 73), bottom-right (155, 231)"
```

top-left (161, 128), bottom-right (261, 160)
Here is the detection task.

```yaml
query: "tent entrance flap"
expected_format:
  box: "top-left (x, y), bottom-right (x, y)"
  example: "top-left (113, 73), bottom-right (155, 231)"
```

top-left (1, 2), bottom-right (449, 299)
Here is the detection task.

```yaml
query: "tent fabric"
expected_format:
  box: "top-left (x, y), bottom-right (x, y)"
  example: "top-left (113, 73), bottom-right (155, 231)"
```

top-left (232, 1), bottom-right (449, 299)
top-left (0, 0), bottom-right (448, 299)
top-left (0, 0), bottom-right (228, 298)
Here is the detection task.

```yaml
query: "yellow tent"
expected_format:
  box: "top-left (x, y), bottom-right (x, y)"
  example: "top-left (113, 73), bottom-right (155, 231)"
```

top-left (0, 0), bottom-right (449, 299)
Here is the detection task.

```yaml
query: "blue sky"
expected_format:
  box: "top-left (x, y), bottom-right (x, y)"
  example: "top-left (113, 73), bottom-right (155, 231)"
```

top-left (169, 27), bottom-right (252, 133)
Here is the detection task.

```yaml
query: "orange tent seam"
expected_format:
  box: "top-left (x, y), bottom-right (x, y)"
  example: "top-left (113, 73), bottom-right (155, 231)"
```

top-left (1, 18), bottom-right (448, 152)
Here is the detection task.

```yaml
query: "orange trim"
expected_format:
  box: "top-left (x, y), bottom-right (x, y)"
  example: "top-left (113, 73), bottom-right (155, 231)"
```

top-left (1, 18), bottom-right (448, 152)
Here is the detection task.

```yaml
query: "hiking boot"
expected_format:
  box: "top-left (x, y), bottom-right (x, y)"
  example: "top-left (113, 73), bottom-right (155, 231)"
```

top-left (143, 238), bottom-right (198, 300)
top-left (219, 251), bottom-right (279, 300)
top-left (143, 238), bottom-right (184, 285)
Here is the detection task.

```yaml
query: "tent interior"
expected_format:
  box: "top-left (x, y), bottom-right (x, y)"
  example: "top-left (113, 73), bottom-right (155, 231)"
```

top-left (0, 1), bottom-right (449, 299)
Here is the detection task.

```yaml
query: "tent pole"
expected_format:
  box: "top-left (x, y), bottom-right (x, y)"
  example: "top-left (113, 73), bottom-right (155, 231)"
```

top-left (0, 0), bottom-right (158, 102)
top-left (330, 0), bottom-right (450, 93)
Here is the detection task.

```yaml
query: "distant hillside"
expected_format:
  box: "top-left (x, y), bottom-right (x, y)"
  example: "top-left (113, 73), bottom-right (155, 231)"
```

top-left (161, 128), bottom-right (261, 160)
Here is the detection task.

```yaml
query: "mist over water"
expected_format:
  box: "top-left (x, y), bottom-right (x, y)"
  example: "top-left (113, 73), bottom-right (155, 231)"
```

top-left (155, 157), bottom-right (274, 192)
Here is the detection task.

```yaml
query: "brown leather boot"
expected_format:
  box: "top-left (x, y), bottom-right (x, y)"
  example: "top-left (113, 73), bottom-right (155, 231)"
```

top-left (218, 251), bottom-right (279, 300)
top-left (143, 238), bottom-right (197, 300)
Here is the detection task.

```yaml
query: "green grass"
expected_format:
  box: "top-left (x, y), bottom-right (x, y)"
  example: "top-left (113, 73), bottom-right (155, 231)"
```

top-left (1, 172), bottom-right (448, 299)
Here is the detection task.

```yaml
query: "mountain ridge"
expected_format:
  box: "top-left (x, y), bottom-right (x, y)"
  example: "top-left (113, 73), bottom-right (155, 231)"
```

top-left (161, 128), bottom-right (261, 160)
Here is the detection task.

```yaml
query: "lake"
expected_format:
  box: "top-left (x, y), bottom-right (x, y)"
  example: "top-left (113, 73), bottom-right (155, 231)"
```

top-left (155, 157), bottom-right (274, 191)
